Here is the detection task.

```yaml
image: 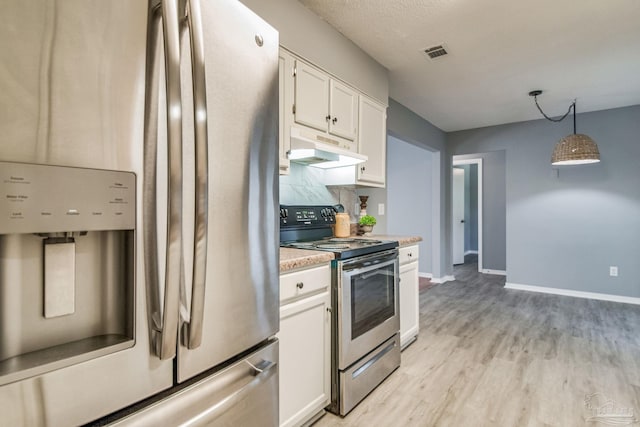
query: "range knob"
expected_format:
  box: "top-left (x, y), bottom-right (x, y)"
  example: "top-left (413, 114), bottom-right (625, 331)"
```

top-left (280, 208), bottom-right (288, 221)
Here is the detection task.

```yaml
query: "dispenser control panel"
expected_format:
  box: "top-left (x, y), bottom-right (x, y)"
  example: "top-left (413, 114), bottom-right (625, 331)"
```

top-left (0, 161), bottom-right (135, 234)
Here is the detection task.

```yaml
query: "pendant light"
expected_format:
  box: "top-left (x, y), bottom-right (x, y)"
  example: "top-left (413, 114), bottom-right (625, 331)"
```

top-left (528, 90), bottom-right (600, 165)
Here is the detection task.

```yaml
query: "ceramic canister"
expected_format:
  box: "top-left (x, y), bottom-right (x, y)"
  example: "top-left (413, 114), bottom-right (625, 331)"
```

top-left (334, 213), bottom-right (350, 237)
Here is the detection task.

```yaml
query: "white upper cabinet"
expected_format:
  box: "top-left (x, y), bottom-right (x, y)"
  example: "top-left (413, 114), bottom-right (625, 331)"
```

top-left (293, 61), bottom-right (330, 132)
top-left (278, 50), bottom-right (294, 175)
top-left (294, 60), bottom-right (358, 142)
top-left (279, 48), bottom-right (388, 185)
top-left (329, 80), bottom-right (358, 141)
top-left (356, 96), bottom-right (387, 187)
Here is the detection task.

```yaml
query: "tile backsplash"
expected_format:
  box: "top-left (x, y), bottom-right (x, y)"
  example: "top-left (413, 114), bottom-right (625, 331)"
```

top-left (280, 163), bottom-right (359, 222)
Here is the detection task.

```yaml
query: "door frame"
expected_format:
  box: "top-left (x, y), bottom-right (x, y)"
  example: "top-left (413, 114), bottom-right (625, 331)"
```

top-left (452, 158), bottom-right (483, 272)
top-left (452, 166), bottom-right (465, 265)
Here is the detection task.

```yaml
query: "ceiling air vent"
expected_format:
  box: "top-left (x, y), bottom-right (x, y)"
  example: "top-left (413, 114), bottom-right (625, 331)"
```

top-left (423, 44), bottom-right (449, 60)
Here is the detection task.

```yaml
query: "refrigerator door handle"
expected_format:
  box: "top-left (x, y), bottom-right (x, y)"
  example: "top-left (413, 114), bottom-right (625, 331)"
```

top-left (181, 0), bottom-right (209, 350)
top-left (246, 359), bottom-right (276, 376)
top-left (144, 0), bottom-right (183, 361)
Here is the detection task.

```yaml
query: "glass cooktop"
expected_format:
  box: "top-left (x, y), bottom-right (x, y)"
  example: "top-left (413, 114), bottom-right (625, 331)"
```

top-left (281, 237), bottom-right (397, 259)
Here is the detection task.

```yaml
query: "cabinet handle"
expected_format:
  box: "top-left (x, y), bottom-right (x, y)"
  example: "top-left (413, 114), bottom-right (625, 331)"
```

top-left (408, 252), bottom-right (412, 257)
top-left (325, 115), bottom-right (331, 122)
top-left (361, 166), bottom-right (366, 172)
top-left (332, 117), bottom-right (338, 124)
top-left (296, 282), bottom-right (304, 289)
top-left (326, 307), bottom-right (332, 313)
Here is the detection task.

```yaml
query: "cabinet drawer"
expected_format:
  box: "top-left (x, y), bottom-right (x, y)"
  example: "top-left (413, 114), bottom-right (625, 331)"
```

top-left (399, 245), bottom-right (419, 265)
top-left (280, 264), bottom-right (331, 302)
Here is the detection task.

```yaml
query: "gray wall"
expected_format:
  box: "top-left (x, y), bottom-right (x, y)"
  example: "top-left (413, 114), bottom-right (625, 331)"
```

top-left (454, 152), bottom-right (506, 271)
top-left (387, 98), bottom-right (451, 279)
top-left (355, 187), bottom-right (388, 235)
top-left (386, 135), bottom-right (433, 274)
top-left (239, 0), bottom-right (388, 104)
top-left (448, 105), bottom-right (640, 297)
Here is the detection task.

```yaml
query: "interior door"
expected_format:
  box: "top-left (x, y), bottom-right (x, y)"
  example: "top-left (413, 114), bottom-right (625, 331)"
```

top-left (453, 167), bottom-right (465, 265)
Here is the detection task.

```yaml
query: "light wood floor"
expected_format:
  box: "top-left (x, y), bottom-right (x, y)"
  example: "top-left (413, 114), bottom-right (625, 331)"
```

top-left (315, 257), bottom-right (640, 426)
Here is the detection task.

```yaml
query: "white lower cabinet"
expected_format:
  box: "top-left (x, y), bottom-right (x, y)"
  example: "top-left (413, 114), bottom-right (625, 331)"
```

top-left (399, 245), bottom-right (419, 349)
top-left (278, 265), bottom-right (331, 427)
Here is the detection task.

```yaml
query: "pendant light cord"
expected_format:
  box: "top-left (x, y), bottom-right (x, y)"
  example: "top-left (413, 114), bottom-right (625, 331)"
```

top-left (532, 94), bottom-right (575, 123)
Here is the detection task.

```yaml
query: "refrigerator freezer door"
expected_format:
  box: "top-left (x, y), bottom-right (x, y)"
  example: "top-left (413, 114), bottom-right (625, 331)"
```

top-left (0, 1), bottom-right (174, 425)
top-left (177, 0), bottom-right (279, 382)
top-left (110, 340), bottom-right (279, 427)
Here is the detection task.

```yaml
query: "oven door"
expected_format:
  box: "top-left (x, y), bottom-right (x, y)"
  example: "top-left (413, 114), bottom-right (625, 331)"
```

top-left (337, 249), bottom-right (399, 370)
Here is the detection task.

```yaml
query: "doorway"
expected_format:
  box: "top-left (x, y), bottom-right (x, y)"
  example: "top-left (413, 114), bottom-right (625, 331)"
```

top-left (452, 158), bottom-right (483, 272)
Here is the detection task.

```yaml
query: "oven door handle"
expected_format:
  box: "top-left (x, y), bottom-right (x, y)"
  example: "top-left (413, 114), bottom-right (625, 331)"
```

top-left (342, 256), bottom-right (397, 274)
top-left (359, 269), bottom-right (395, 281)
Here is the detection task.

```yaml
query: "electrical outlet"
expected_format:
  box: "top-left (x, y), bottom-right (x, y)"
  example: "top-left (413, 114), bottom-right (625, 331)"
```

top-left (378, 203), bottom-right (385, 215)
top-left (609, 266), bottom-right (618, 277)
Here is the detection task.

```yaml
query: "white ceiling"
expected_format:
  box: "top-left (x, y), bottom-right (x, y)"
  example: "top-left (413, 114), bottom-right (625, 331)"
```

top-left (298, 0), bottom-right (640, 132)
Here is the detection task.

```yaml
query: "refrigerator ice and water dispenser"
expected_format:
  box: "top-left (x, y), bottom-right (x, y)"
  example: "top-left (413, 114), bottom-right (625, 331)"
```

top-left (0, 161), bottom-right (136, 385)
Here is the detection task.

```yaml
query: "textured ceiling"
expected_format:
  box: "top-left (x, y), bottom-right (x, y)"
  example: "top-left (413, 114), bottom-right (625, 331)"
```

top-left (298, 0), bottom-right (640, 131)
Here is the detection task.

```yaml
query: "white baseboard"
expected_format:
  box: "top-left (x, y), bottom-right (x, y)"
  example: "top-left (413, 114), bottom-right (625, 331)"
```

top-left (419, 272), bottom-right (432, 279)
top-left (464, 250), bottom-right (479, 256)
top-left (504, 282), bottom-right (640, 306)
top-left (431, 275), bottom-right (455, 284)
top-left (481, 269), bottom-right (506, 276)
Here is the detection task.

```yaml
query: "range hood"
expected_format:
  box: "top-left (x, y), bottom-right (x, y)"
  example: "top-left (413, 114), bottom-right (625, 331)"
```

top-left (288, 127), bottom-right (367, 169)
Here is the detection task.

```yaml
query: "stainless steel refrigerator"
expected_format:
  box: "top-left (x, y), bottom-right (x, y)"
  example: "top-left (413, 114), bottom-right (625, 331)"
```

top-left (0, 0), bottom-right (279, 425)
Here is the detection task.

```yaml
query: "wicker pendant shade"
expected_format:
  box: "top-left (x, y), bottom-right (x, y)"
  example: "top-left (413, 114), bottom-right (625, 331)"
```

top-left (529, 90), bottom-right (600, 166)
top-left (551, 134), bottom-right (600, 165)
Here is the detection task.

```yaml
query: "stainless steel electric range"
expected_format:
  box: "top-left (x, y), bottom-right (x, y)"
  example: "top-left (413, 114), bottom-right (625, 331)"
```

top-left (280, 205), bottom-right (401, 416)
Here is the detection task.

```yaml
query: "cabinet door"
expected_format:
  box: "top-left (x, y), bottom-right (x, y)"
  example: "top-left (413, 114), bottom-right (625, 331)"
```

top-left (357, 96), bottom-right (387, 187)
top-left (294, 61), bottom-right (329, 132)
top-left (399, 261), bottom-right (419, 349)
top-left (329, 79), bottom-right (358, 141)
top-left (278, 291), bottom-right (331, 427)
top-left (278, 51), bottom-right (294, 175)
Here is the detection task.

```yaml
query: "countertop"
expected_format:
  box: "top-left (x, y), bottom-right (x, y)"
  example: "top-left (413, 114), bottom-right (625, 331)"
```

top-left (280, 247), bottom-right (334, 273)
top-left (359, 234), bottom-right (422, 247)
top-left (279, 235), bottom-right (422, 273)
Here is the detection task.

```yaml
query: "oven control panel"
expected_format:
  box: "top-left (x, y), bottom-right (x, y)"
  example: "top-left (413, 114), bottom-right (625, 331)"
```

top-left (280, 205), bottom-right (336, 227)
